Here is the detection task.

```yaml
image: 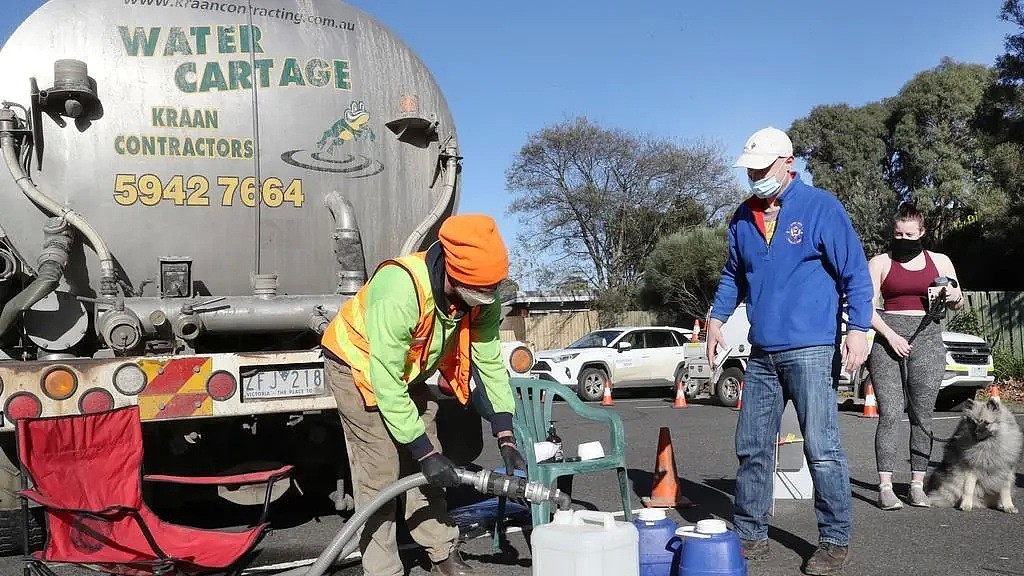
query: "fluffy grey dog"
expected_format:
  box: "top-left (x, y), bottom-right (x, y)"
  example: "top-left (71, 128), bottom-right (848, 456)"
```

top-left (926, 397), bottom-right (1023, 513)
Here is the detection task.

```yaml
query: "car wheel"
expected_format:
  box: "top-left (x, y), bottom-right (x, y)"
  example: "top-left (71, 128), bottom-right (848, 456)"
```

top-left (577, 367), bottom-right (608, 402)
top-left (716, 367), bottom-right (744, 408)
top-left (675, 366), bottom-right (700, 399)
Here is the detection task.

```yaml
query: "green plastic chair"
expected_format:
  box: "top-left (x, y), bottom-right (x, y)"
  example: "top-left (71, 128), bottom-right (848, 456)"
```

top-left (492, 377), bottom-right (632, 550)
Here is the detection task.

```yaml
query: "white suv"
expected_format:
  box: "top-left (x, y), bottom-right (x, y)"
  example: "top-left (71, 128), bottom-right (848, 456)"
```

top-left (840, 329), bottom-right (994, 409)
top-left (529, 326), bottom-right (693, 401)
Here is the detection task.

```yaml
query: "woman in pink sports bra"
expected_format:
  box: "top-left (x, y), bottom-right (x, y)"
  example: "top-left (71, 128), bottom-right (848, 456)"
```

top-left (866, 203), bottom-right (964, 510)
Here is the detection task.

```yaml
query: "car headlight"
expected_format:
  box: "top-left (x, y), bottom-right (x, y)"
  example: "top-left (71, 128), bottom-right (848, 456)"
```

top-left (551, 353), bottom-right (580, 363)
top-left (509, 346), bottom-right (535, 373)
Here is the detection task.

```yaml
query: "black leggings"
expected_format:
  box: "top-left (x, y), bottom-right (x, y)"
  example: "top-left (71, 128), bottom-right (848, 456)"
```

top-left (866, 312), bottom-right (945, 473)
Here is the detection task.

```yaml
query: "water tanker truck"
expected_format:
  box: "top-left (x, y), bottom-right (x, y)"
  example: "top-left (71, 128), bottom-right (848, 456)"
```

top-left (0, 0), bottom-right (533, 552)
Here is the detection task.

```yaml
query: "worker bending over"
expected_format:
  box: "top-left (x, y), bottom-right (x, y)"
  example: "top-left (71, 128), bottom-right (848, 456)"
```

top-left (321, 214), bottom-right (526, 576)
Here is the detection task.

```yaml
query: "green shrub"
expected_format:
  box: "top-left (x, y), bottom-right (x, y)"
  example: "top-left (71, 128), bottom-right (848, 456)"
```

top-left (992, 346), bottom-right (1024, 383)
top-left (946, 309), bottom-right (983, 336)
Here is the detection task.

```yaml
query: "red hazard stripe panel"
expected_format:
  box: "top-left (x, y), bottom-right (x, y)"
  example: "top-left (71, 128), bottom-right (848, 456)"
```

top-left (152, 393), bottom-right (210, 419)
top-left (142, 357), bottom-right (209, 395)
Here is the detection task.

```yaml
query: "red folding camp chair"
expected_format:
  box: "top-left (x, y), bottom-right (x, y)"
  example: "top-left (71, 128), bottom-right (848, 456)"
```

top-left (15, 405), bottom-right (294, 576)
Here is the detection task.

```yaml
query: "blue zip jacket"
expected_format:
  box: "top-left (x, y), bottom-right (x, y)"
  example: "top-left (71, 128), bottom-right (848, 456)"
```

top-left (710, 174), bottom-right (873, 352)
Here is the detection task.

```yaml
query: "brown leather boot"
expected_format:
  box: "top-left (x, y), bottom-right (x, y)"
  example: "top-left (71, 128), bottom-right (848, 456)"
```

top-left (803, 542), bottom-right (850, 575)
top-left (430, 549), bottom-right (480, 576)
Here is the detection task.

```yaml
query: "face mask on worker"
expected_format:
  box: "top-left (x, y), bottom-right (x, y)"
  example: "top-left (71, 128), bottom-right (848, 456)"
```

top-left (748, 160), bottom-right (786, 199)
top-left (890, 238), bottom-right (923, 263)
top-left (454, 284), bottom-right (497, 307)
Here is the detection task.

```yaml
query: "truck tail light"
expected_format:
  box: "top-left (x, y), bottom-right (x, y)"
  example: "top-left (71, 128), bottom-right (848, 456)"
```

top-left (509, 346), bottom-right (535, 374)
top-left (42, 367), bottom-right (77, 400)
top-left (206, 371), bottom-right (237, 401)
top-left (5, 392), bottom-right (42, 421)
top-left (79, 389), bottom-right (114, 414)
top-left (113, 363), bottom-right (147, 395)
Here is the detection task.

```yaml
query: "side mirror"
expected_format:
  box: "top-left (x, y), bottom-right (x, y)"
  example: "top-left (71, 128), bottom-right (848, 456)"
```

top-left (617, 341), bottom-right (632, 352)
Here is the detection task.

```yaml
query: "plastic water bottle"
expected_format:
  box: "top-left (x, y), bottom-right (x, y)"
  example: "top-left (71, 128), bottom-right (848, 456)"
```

top-left (633, 508), bottom-right (678, 576)
top-left (531, 510), bottom-right (639, 576)
top-left (676, 519), bottom-right (747, 576)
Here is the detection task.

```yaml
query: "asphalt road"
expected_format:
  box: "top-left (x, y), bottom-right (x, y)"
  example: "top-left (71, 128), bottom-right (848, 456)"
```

top-left (3, 391), bottom-right (1023, 576)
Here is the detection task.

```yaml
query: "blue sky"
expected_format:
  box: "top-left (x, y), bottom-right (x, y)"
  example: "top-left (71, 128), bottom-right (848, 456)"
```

top-left (1, 1), bottom-right (1017, 274)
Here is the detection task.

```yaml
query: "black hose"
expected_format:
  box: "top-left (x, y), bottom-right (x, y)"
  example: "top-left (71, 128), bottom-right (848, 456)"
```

top-left (0, 218), bottom-right (73, 338)
top-left (0, 260), bottom-right (60, 337)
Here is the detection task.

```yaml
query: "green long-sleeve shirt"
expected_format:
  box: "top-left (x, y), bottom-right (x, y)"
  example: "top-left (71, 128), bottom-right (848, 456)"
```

top-left (363, 243), bottom-right (515, 459)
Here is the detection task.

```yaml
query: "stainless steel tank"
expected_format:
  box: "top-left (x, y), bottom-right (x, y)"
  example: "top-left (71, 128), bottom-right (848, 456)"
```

top-left (0, 0), bottom-right (460, 299)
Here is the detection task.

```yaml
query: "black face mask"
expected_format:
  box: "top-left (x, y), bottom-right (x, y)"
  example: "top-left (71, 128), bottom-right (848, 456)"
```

top-left (890, 238), bottom-right (923, 263)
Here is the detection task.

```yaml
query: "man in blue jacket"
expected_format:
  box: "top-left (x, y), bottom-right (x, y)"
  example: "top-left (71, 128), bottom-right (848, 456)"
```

top-left (706, 127), bottom-right (872, 576)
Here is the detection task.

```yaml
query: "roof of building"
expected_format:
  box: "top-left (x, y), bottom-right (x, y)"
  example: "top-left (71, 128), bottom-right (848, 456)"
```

top-left (507, 290), bottom-right (595, 304)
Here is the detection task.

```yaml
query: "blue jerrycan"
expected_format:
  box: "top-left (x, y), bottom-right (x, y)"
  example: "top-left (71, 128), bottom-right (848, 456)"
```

top-left (632, 508), bottom-right (678, 576)
top-left (676, 519), bottom-right (747, 576)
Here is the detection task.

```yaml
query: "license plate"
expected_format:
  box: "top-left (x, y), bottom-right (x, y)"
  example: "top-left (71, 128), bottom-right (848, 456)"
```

top-left (242, 368), bottom-right (325, 400)
top-left (968, 365), bottom-right (988, 378)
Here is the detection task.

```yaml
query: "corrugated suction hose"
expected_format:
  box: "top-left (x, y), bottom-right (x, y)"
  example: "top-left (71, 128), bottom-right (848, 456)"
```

top-left (276, 468), bottom-right (570, 576)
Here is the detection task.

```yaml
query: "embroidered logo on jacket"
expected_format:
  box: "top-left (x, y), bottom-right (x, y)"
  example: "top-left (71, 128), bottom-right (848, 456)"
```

top-left (787, 222), bottom-right (804, 245)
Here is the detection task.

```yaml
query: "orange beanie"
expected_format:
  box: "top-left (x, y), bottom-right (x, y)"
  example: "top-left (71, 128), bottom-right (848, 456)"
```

top-left (438, 214), bottom-right (509, 287)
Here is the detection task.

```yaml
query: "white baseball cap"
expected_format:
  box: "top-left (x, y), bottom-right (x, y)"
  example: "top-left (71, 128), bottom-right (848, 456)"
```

top-left (734, 126), bottom-right (794, 169)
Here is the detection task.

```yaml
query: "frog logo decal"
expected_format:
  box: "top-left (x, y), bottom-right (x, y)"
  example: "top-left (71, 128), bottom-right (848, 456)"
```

top-left (281, 100), bottom-right (384, 177)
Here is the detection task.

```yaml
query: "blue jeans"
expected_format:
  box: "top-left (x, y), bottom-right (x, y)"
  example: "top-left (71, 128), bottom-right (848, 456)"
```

top-left (733, 345), bottom-right (852, 546)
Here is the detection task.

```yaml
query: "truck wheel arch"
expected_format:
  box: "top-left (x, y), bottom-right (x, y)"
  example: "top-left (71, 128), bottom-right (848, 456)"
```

top-left (721, 358), bottom-right (746, 374)
top-left (673, 362), bottom-right (687, 384)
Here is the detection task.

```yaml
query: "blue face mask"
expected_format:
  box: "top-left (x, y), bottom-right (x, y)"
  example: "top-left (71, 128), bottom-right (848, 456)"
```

top-left (748, 161), bottom-right (787, 198)
top-left (749, 173), bottom-right (782, 199)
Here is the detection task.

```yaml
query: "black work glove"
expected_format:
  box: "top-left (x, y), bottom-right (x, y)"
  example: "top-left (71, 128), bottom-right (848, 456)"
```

top-left (498, 436), bottom-right (528, 476)
top-left (419, 452), bottom-right (461, 488)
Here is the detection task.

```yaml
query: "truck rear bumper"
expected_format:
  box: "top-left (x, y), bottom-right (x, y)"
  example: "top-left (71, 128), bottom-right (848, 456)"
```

top-left (0, 349), bottom-right (337, 430)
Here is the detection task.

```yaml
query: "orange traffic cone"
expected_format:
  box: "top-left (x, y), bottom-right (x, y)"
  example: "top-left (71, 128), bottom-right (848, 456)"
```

top-left (673, 379), bottom-right (688, 408)
top-left (601, 379), bottom-right (614, 406)
top-left (862, 383), bottom-right (878, 418)
top-left (690, 319), bottom-right (700, 343)
top-left (989, 384), bottom-right (1001, 400)
top-left (732, 381), bottom-right (744, 411)
top-left (642, 427), bottom-right (692, 508)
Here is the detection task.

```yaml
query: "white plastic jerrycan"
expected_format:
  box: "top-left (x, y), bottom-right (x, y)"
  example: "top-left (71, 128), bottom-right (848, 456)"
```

top-left (531, 509), bottom-right (639, 576)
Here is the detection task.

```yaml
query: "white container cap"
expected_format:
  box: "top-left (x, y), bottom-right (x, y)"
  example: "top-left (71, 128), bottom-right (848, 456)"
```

top-left (552, 510), bottom-right (574, 525)
top-left (577, 441), bottom-right (605, 461)
top-left (636, 508), bottom-right (666, 522)
top-left (533, 441), bottom-right (558, 462)
top-left (696, 519), bottom-right (728, 534)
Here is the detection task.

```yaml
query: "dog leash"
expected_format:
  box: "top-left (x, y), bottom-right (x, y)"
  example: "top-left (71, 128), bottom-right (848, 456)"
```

top-left (897, 284), bottom-right (956, 444)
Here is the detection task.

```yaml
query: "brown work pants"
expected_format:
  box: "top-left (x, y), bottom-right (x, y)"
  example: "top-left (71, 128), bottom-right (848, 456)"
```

top-left (325, 356), bottom-right (459, 576)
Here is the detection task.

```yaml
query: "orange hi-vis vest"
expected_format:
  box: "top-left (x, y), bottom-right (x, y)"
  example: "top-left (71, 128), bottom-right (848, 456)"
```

top-left (321, 251), bottom-right (476, 408)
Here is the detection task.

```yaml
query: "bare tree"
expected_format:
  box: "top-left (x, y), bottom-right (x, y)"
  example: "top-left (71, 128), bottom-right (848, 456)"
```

top-left (506, 117), bottom-right (741, 297)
